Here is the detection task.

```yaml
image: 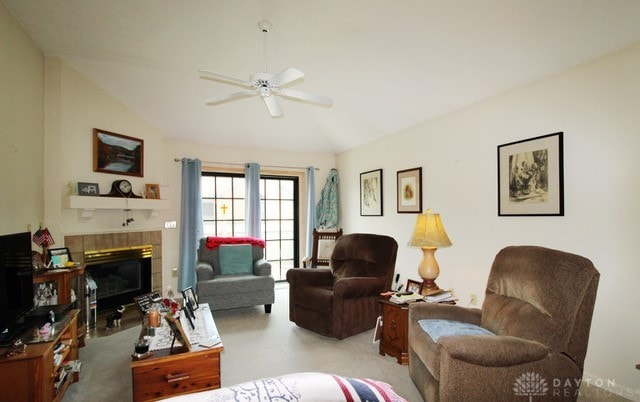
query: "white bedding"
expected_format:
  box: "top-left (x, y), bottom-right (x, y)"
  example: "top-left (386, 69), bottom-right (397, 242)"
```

top-left (160, 372), bottom-right (407, 402)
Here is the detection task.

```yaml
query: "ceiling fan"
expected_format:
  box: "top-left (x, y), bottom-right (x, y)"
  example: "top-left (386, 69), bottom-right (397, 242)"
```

top-left (199, 20), bottom-right (333, 118)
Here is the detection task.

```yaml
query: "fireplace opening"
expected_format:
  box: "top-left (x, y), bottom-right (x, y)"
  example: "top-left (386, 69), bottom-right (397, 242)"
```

top-left (84, 246), bottom-right (152, 310)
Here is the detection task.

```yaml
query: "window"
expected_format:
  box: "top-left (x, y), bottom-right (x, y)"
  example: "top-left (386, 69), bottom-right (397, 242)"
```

top-left (201, 172), bottom-right (299, 281)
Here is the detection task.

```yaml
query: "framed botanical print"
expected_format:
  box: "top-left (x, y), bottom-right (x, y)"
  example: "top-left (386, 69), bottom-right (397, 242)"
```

top-left (497, 132), bottom-right (564, 216)
top-left (397, 167), bottom-right (422, 213)
top-left (360, 169), bottom-right (383, 216)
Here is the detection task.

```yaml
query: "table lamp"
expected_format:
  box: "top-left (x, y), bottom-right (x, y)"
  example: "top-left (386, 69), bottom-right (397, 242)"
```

top-left (408, 209), bottom-right (452, 295)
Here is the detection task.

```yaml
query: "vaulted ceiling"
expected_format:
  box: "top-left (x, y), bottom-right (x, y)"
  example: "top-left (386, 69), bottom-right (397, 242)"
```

top-left (5, 0), bottom-right (640, 153)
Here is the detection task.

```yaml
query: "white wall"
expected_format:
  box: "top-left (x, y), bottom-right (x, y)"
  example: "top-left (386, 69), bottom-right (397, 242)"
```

top-left (0, 3), bottom-right (44, 234)
top-left (337, 43), bottom-right (640, 399)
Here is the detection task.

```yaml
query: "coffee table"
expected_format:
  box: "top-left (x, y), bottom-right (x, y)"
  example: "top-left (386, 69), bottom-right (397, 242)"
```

top-left (130, 303), bottom-right (223, 401)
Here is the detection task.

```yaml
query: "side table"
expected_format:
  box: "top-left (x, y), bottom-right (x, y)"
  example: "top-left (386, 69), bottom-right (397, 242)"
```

top-left (378, 299), bottom-right (410, 365)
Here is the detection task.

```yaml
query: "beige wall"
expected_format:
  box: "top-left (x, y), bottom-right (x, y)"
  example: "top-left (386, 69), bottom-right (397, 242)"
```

top-left (0, 2), bottom-right (44, 234)
top-left (337, 43), bottom-right (640, 399)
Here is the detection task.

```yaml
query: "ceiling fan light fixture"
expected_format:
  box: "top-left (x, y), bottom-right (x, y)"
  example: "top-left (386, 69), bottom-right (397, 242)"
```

top-left (199, 20), bottom-right (332, 118)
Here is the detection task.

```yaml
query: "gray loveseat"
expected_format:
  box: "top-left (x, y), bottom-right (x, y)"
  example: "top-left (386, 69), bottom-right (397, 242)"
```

top-left (195, 237), bottom-right (275, 313)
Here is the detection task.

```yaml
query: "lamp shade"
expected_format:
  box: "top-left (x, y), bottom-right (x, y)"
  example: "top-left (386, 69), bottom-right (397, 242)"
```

top-left (408, 209), bottom-right (452, 248)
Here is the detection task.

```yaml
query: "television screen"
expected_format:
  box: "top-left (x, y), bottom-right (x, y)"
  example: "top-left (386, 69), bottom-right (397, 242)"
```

top-left (0, 231), bottom-right (34, 337)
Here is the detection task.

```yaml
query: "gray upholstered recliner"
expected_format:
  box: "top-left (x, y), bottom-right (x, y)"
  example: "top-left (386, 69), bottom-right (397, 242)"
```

top-left (408, 245), bottom-right (600, 401)
top-left (195, 238), bottom-right (274, 313)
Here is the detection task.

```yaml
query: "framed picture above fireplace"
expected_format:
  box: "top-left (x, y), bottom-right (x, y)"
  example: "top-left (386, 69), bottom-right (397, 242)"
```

top-left (93, 128), bottom-right (144, 177)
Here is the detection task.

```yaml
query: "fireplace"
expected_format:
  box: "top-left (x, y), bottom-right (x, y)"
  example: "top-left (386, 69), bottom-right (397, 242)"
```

top-left (84, 246), bottom-right (153, 310)
top-left (64, 230), bottom-right (163, 314)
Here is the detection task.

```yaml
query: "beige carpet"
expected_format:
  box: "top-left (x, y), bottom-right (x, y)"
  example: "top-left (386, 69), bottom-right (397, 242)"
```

top-left (62, 284), bottom-right (626, 402)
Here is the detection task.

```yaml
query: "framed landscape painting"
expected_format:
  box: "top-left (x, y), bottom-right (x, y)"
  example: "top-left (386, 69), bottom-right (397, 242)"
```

top-left (360, 169), bottom-right (383, 216)
top-left (497, 132), bottom-right (564, 216)
top-left (93, 128), bottom-right (144, 177)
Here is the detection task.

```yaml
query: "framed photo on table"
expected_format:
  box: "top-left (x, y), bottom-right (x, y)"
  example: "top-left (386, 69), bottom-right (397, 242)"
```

top-left (360, 169), bottom-right (383, 216)
top-left (165, 314), bottom-right (191, 351)
top-left (406, 279), bottom-right (423, 294)
top-left (497, 132), bottom-right (564, 216)
top-left (47, 247), bottom-right (72, 268)
top-left (396, 167), bottom-right (422, 213)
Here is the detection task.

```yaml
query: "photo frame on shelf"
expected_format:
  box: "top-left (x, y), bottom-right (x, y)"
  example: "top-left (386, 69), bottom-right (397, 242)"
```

top-left (47, 247), bottom-right (72, 268)
top-left (93, 128), bottom-right (144, 177)
top-left (497, 132), bottom-right (564, 216)
top-left (396, 167), bottom-right (422, 213)
top-left (145, 183), bottom-right (160, 199)
top-left (165, 314), bottom-right (191, 352)
top-left (360, 169), bottom-right (383, 216)
top-left (77, 182), bottom-right (100, 196)
top-left (406, 279), bottom-right (422, 294)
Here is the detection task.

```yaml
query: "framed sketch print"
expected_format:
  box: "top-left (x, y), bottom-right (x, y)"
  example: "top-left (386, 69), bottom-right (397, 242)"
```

top-left (397, 167), bottom-right (422, 213)
top-left (497, 132), bottom-right (564, 216)
top-left (93, 128), bottom-right (144, 177)
top-left (360, 169), bottom-right (383, 216)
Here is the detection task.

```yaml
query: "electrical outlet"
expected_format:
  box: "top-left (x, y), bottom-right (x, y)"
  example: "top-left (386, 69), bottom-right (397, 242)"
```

top-left (171, 267), bottom-right (178, 277)
top-left (470, 293), bottom-right (478, 306)
top-left (164, 221), bottom-right (177, 229)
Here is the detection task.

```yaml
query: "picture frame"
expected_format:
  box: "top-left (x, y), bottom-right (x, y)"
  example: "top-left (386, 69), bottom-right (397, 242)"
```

top-left (145, 183), bottom-right (160, 199)
top-left (77, 182), bottom-right (100, 196)
top-left (406, 279), bottom-right (423, 294)
top-left (47, 247), bottom-right (72, 268)
top-left (497, 132), bottom-right (564, 216)
top-left (396, 167), bottom-right (422, 213)
top-left (360, 169), bottom-right (383, 216)
top-left (182, 286), bottom-right (198, 311)
top-left (93, 128), bottom-right (144, 177)
top-left (164, 314), bottom-right (191, 351)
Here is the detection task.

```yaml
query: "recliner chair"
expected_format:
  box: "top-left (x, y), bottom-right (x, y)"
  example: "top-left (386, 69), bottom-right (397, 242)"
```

top-left (287, 233), bottom-right (398, 339)
top-left (408, 245), bottom-right (600, 401)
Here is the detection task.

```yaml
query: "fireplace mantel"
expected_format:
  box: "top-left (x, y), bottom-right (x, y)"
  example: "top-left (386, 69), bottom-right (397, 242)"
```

top-left (64, 195), bottom-right (170, 219)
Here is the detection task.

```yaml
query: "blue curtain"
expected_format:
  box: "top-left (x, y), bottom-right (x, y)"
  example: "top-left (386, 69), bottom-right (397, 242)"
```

top-left (305, 166), bottom-right (316, 261)
top-left (178, 158), bottom-right (203, 290)
top-left (316, 168), bottom-right (340, 228)
top-left (245, 163), bottom-right (262, 238)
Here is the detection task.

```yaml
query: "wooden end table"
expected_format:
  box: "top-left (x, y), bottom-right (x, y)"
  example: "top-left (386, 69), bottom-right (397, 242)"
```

top-left (378, 299), bottom-right (410, 365)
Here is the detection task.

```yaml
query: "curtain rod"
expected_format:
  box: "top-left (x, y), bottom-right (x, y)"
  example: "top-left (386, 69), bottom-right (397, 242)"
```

top-left (174, 158), bottom-right (319, 171)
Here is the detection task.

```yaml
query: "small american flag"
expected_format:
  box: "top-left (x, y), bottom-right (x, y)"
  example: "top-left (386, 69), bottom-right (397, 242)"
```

top-left (33, 227), bottom-right (55, 247)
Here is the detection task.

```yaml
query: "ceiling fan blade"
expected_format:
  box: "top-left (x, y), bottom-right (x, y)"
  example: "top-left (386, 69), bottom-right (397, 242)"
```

top-left (198, 70), bottom-right (254, 88)
top-left (261, 94), bottom-right (283, 117)
top-left (269, 68), bottom-right (305, 87)
top-left (204, 90), bottom-right (259, 106)
top-left (279, 88), bottom-right (333, 107)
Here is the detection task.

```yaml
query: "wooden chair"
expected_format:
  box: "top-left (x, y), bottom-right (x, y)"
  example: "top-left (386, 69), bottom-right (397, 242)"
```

top-left (304, 228), bottom-right (342, 268)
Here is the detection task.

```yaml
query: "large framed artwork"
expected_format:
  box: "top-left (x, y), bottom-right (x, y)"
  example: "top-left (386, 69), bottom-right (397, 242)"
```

top-left (497, 132), bottom-right (564, 216)
top-left (397, 167), bottom-right (422, 213)
top-left (360, 169), bottom-right (383, 216)
top-left (93, 128), bottom-right (144, 177)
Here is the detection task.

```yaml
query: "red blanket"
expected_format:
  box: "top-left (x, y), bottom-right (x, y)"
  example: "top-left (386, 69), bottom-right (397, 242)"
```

top-left (205, 236), bottom-right (265, 249)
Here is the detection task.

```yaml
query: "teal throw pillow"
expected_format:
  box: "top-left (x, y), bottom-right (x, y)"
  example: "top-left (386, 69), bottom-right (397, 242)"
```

top-left (219, 244), bottom-right (253, 275)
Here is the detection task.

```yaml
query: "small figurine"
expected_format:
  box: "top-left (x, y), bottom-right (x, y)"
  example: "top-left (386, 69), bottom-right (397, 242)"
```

top-left (39, 322), bottom-right (52, 337)
top-left (106, 305), bottom-right (126, 330)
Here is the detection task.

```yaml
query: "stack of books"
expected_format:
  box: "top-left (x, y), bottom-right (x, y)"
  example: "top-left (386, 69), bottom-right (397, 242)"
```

top-left (389, 292), bottom-right (424, 304)
top-left (424, 290), bottom-right (457, 304)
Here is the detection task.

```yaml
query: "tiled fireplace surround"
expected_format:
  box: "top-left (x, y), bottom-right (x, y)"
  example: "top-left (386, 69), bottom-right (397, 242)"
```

top-left (64, 230), bottom-right (163, 295)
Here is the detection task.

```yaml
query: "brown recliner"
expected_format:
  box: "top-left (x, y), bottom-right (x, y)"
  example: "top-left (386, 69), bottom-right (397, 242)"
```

top-left (286, 233), bottom-right (398, 339)
top-left (408, 245), bottom-right (600, 401)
